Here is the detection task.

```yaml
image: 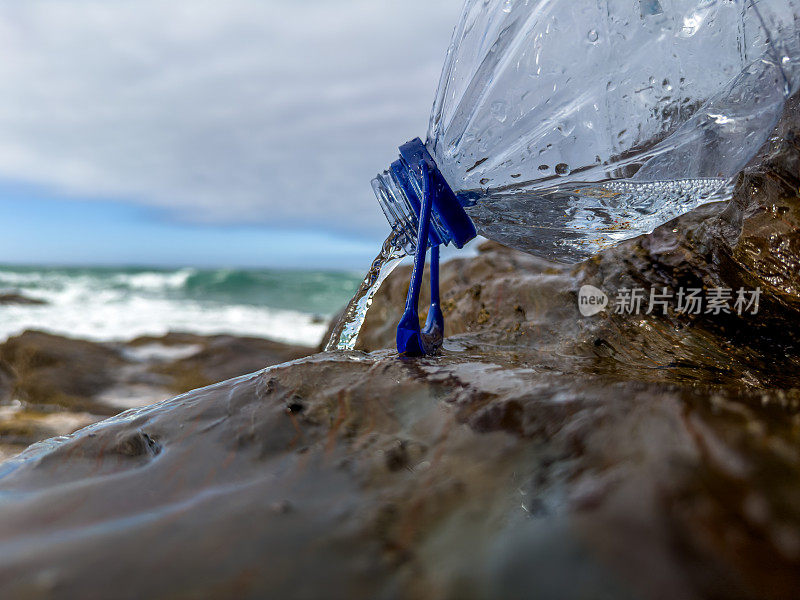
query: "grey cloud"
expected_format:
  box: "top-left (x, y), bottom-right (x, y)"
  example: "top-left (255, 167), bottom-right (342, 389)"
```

top-left (0, 0), bottom-right (464, 235)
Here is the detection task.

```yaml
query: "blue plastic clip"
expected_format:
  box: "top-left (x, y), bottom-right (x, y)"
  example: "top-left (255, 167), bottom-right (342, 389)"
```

top-left (397, 162), bottom-right (444, 357)
top-left (391, 139), bottom-right (476, 357)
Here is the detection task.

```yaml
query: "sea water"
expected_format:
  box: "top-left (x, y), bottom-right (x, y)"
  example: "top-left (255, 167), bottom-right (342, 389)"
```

top-left (0, 266), bottom-right (362, 347)
top-left (325, 232), bottom-right (407, 351)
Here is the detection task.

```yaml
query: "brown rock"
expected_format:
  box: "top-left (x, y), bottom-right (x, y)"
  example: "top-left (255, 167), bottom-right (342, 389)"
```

top-left (0, 360), bottom-right (13, 404)
top-left (0, 347), bottom-right (795, 599)
top-left (0, 330), bottom-right (124, 414)
top-left (0, 331), bottom-right (314, 455)
top-left (143, 333), bottom-right (313, 392)
top-left (0, 293), bottom-right (46, 306)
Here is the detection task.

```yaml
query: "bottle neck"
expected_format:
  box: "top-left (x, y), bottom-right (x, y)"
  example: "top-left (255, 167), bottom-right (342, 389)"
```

top-left (372, 138), bottom-right (476, 254)
top-left (372, 169), bottom-right (449, 255)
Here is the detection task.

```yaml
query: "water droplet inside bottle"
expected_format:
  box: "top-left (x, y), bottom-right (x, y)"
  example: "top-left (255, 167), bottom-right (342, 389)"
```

top-left (587, 29), bottom-right (599, 43)
top-left (478, 128), bottom-right (497, 152)
top-left (480, 178), bottom-right (490, 185)
top-left (490, 100), bottom-right (508, 123)
top-left (555, 163), bottom-right (570, 176)
top-left (661, 78), bottom-right (672, 92)
top-left (538, 164), bottom-right (550, 171)
top-left (556, 121), bottom-right (574, 137)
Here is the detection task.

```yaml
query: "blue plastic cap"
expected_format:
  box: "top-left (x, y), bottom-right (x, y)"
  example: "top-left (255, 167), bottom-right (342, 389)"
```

top-left (397, 139), bottom-right (477, 249)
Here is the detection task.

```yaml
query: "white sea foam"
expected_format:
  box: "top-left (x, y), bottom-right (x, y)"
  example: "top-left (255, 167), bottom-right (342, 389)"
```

top-left (0, 267), bottom-right (339, 347)
top-left (110, 268), bottom-right (197, 291)
top-left (0, 299), bottom-right (327, 347)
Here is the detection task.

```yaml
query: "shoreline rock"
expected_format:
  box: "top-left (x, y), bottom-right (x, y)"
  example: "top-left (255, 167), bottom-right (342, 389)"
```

top-left (0, 330), bottom-right (314, 456)
top-left (0, 292), bottom-right (47, 306)
top-left (0, 342), bottom-right (797, 599)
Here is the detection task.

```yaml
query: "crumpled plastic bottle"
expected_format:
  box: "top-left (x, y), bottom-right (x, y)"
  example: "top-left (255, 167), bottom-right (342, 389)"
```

top-left (375, 0), bottom-right (800, 262)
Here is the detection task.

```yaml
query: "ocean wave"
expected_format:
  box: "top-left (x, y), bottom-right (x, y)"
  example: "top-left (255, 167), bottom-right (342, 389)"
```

top-left (110, 268), bottom-right (197, 292)
top-left (0, 265), bottom-right (358, 347)
top-left (0, 299), bottom-right (328, 347)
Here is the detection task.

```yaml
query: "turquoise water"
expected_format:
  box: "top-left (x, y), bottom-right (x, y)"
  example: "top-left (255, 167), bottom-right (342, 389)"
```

top-left (0, 265), bottom-right (362, 346)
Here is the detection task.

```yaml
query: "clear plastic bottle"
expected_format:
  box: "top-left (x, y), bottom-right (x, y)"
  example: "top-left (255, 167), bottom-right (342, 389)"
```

top-left (328, 0), bottom-right (800, 354)
top-left (375, 0), bottom-right (800, 262)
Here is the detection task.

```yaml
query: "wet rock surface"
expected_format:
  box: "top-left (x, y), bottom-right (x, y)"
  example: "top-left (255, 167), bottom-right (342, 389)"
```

top-left (0, 331), bottom-right (313, 459)
top-left (137, 332), bottom-right (311, 391)
top-left (2, 100), bottom-right (800, 600)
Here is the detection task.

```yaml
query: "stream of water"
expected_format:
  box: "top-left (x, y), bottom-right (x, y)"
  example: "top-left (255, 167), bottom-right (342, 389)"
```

top-left (324, 232), bottom-right (407, 351)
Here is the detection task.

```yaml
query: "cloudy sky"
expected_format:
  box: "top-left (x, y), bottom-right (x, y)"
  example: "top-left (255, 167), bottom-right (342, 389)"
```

top-left (0, 0), bottom-right (463, 268)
